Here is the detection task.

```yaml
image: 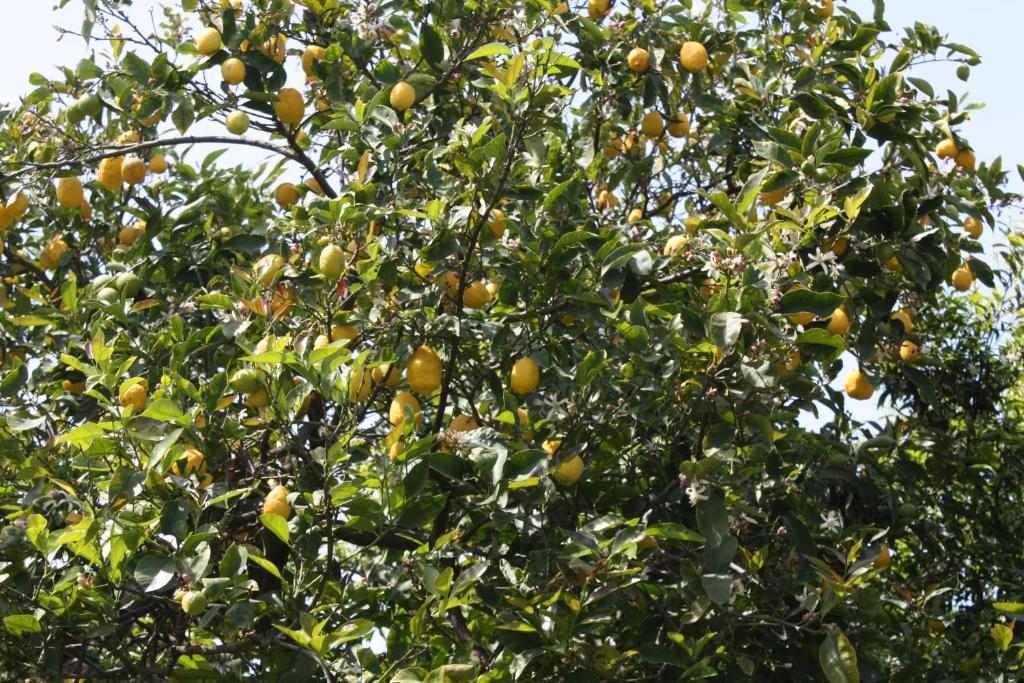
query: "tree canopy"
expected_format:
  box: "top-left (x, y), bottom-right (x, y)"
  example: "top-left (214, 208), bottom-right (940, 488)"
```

top-left (1, 0), bottom-right (1023, 680)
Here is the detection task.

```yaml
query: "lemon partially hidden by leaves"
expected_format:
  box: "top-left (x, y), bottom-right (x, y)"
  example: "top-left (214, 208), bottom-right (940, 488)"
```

top-left (812, 0), bottom-right (834, 18)
top-left (935, 139), bottom-right (957, 159)
top-left (955, 148), bottom-right (976, 171)
top-left (510, 357), bottom-right (540, 395)
top-left (826, 306), bottom-right (850, 336)
top-left (964, 216), bottom-right (983, 239)
top-left (463, 280), bottom-right (492, 309)
top-left (302, 45), bottom-right (326, 76)
top-left (544, 441), bottom-right (583, 485)
top-left (844, 369), bottom-right (874, 400)
top-left (449, 414), bottom-right (480, 432)
top-left (407, 346), bottom-right (443, 394)
top-left (891, 309), bottom-right (914, 332)
top-left (899, 341), bottom-right (921, 364)
top-left (119, 381), bottom-right (147, 411)
top-left (263, 485), bottom-right (292, 519)
top-left (663, 234), bottom-right (688, 256)
top-left (389, 391), bottom-right (423, 427)
top-left (181, 590), bottom-right (208, 616)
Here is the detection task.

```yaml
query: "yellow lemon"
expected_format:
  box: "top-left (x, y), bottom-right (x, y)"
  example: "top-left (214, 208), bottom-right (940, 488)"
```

top-left (260, 34), bottom-right (287, 63)
top-left (346, 366), bottom-right (373, 403)
top-left (196, 27), bottom-right (222, 56)
top-left (935, 139), bottom-right (957, 159)
top-left (812, 0), bottom-right (834, 18)
top-left (121, 157), bottom-right (147, 185)
top-left (488, 209), bottom-right (507, 239)
top-left (253, 253), bottom-right (286, 288)
top-left (148, 154), bottom-right (168, 173)
top-left (510, 357), bottom-right (540, 395)
top-left (274, 183), bottom-right (300, 207)
top-left (844, 369), bottom-right (874, 400)
top-left (640, 111), bottom-right (664, 138)
top-left (679, 41), bottom-right (709, 73)
top-left (263, 485), bottom-right (292, 519)
top-left (302, 45), bottom-right (326, 76)
top-left (450, 414), bottom-right (480, 432)
top-left (955, 148), bottom-right (976, 171)
top-left (407, 346), bottom-right (442, 394)
top-left (891, 310), bottom-right (914, 332)
top-left (587, 0), bottom-right (610, 20)
top-left (951, 265), bottom-right (973, 291)
top-left (56, 177), bottom-right (84, 208)
top-left (273, 88), bottom-right (305, 125)
top-left (663, 234), bottom-right (688, 256)
top-left (627, 47), bottom-right (649, 72)
top-left (372, 363), bottom-right (402, 387)
top-left (222, 57), bottom-right (246, 85)
top-left (318, 244), bottom-right (346, 280)
top-left (118, 225), bottom-right (140, 248)
top-left (226, 110), bottom-right (250, 135)
top-left (552, 454), bottom-right (584, 486)
top-left (667, 116), bottom-right (690, 138)
top-left (463, 280), bottom-right (492, 309)
top-left (97, 156), bottom-right (123, 192)
top-left (390, 81), bottom-right (416, 111)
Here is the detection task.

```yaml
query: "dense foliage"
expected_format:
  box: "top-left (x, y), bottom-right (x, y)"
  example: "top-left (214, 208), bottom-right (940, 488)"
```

top-left (1, 0), bottom-right (1023, 679)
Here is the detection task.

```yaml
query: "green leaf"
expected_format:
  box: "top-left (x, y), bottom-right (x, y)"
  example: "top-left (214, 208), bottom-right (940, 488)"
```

top-left (56, 421), bottom-right (112, 449)
top-left (781, 289), bottom-right (844, 317)
top-left (820, 630), bottom-right (860, 683)
top-left (134, 554), bottom-right (176, 592)
top-left (334, 618), bottom-right (375, 644)
top-left (419, 24), bottom-right (444, 66)
top-left (710, 312), bottom-right (744, 350)
top-left (701, 574), bottom-right (733, 605)
top-left (141, 398), bottom-right (185, 422)
top-left (991, 623), bottom-right (1014, 651)
top-left (3, 614), bottom-right (41, 637)
top-left (993, 602), bottom-right (1024, 613)
top-left (795, 328), bottom-right (846, 349)
top-left (465, 43), bottom-right (513, 61)
top-left (260, 513), bottom-right (290, 545)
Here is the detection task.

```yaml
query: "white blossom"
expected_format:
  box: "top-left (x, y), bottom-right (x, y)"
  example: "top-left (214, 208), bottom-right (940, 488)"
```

top-left (819, 510), bottom-right (843, 534)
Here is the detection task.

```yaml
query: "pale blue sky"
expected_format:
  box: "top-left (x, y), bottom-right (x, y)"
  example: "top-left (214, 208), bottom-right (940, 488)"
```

top-left (3, 1), bottom-right (1018, 426)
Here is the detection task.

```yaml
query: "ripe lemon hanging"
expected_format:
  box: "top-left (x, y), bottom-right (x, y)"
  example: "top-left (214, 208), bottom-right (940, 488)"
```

top-left (407, 346), bottom-right (442, 394)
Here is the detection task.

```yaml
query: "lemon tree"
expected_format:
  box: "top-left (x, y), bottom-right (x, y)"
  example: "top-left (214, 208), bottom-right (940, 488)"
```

top-left (0, 0), bottom-right (1022, 679)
